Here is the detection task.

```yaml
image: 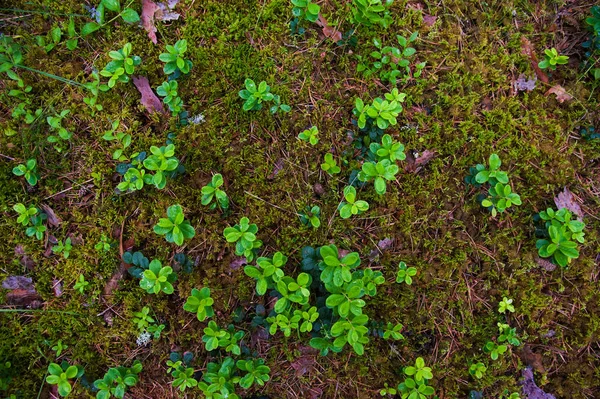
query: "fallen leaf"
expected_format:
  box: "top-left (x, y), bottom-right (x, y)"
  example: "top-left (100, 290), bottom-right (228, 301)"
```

top-left (520, 367), bottom-right (556, 399)
top-left (290, 356), bottom-right (316, 377)
top-left (2, 276), bottom-right (43, 308)
top-left (520, 37), bottom-right (549, 84)
top-left (535, 257), bottom-right (556, 272)
top-left (52, 278), bottom-right (63, 297)
top-left (40, 204), bottom-right (61, 227)
top-left (141, 0), bottom-right (160, 44)
top-left (132, 76), bottom-right (166, 114)
top-left (315, 14), bottom-right (342, 42)
top-left (268, 158), bottom-right (284, 180)
top-left (545, 85), bottom-right (573, 103)
top-left (520, 345), bottom-right (545, 373)
top-left (229, 257), bottom-right (246, 270)
top-left (423, 14), bottom-right (437, 27)
top-left (405, 150), bottom-right (436, 173)
top-left (554, 187), bottom-right (583, 220)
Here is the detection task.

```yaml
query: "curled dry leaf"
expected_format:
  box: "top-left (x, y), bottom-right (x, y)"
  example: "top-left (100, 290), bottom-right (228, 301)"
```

top-left (554, 187), bottom-right (583, 220)
top-left (315, 14), bottom-right (342, 42)
top-left (132, 76), bottom-right (166, 114)
top-left (520, 37), bottom-right (549, 84)
top-left (545, 85), bottom-right (573, 103)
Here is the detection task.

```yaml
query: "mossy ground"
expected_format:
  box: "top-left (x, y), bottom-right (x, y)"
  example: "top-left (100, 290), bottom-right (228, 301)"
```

top-left (1, 0), bottom-right (599, 398)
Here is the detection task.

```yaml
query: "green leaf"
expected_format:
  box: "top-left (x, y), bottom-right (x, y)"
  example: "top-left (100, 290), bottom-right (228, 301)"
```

top-left (81, 22), bottom-right (101, 36)
top-left (102, 0), bottom-right (120, 12)
top-left (121, 8), bottom-right (140, 23)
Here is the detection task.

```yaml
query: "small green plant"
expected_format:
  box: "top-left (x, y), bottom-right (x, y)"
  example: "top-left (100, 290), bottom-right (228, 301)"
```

top-left (298, 126), bottom-right (319, 145)
top-left (357, 33), bottom-right (425, 85)
top-left (139, 259), bottom-right (177, 294)
top-left (466, 153), bottom-right (508, 186)
top-left (52, 238), bottom-right (73, 259)
top-left (321, 153), bottom-right (341, 174)
top-left (132, 306), bottom-right (155, 330)
top-left (93, 361), bottom-right (142, 399)
top-left (291, 0), bottom-right (320, 23)
top-left (236, 359), bottom-right (270, 389)
top-left (157, 81), bottom-right (184, 116)
top-left (358, 159), bottom-right (399, 195)
top-left (239, 78), bottom-right (291, 113)
top-left (81, 0), bottom-right (140, 36)
top-left (538, 48), bottom-right (569, 70)
top-left (99, 43), bottom-right (141, 90)
top-left (339, 185), bottom-right (369, 219)
top-left (370, 134), bottom-right (406, 162)
top-left (273, 273), bottom-right (312, 313)
top-left (351, 0), bottom-right (394, 29)
top-left (295, 306), bottom-right (320, 332)
top-left (46, 362), bottom-right (84, 397)
top-left (498, 297), bottom-right (515, 314)
top-left (380, 383), bottom-right (397, 396)
top-left (13, 204), bottom-right (47, 240)
top-left (223, 217), bottom-right (263, 262)
top-left (159, 40), bottom-right (192, 77)
top-left (396, 261), bottom-right (417, 285)
top-left (73, 274), bottom-right (89, 294)
top-left (398, 357), bottom-right (435, 399)
top-left (483, 341), bottom-right (507, 360)
top-left (202, 321), bottom-right (245, 354)
top-left (299, 205), bottom-right (321, 228)
top-left (481, 182), bottom-right (522, 217)
top-left (51, 340), bottom-right (68, 357)
top-left (245, 252), bottom-right (287, 295)
top-left (143, 144), bottom-right (180, 189)
top-left (498, 323), bottom-right (521, 346)
top-left (319, 244), bottom-right (361, 289)
top-left (183, 287), bottom-right (215, 321)
top-left (536, 208), bottom-right (585, 268)
top-left (95, 234), bottom-right (112, 252)
top-left (354, 89), bottom-right (406, 130)
top-left (116, 167), bottom-right (146, 192)
top-left (468, 362), bottom-right (486, 379)
top-left (382, 322), bottom-right (404, 340)
top-left (83, 71), bottom-right (103, 115)
top-left (46, 110), bottom-right (72, 151)
top-left (14, 203), bottom-right (37, 226)
top-left (167, 352), bottom-right (197, 392)
top-left (198, 357), bottom-right (240, 398)
top-left (102, 120), bottom-right (131, 161)
top-left (153, 204), bottom-right (195, 246)
top-left (201, 173), bottom-right (230, 210)
top-left (12, 159), bottom-right (39, 186)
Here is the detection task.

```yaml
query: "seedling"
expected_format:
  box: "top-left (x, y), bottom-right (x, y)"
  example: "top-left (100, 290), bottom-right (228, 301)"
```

top-left (321, 153), bottom-right (341, 174)
top-left (358, 159), bottom-right (399, 195)
top-left (481, 182), bottom-right (522, 217)
top-left (295, 306), bottom-right (320, 332)
top-left (319, 244), bottom-right (361, 289)
top-left (12, 159), bottom-right (39, 186)
top-left (52, 238), bottom-right (73, 259)
top-left (99, 43), bottom-right (141, 90)
top-left (536, 208), bottom-right (585, 268)
top-left (95, 234), bottom-right (112, 252)
top-left (183, 287), bottom-right (215, 321)
top-left (468, 362), bottom-right (486, 379)
top-left (498, 297), bottom-right (515, 314)
top-left (370, 134), bottom-right (406, 162)
top-left (46, 362), bottom-right (83, 397)
top-left (46, 110), bottom-right (72, 151)
top-left (273, 273), bottom-right (312, 313)
top-left (14, 204), bottom-right (48, 240)
top-left (167, 352), bottom-right (197, 392)
top-left (201, 173), bottom-right (230, 210)
top-left (223, 217), bottom-right (263, 262)
top-left (498, 323), bottom-right (520, 346)
top-left (298, 126), bottom-right (319, 145)
top-left (466, 153), bottom-right (508, 186)
top-left (267, 312), bottom-right (301, 337)
top-left (73, 274), bottom-right (89, 294)
top-left (354, 89), bottom-right (406, 130)
top-left (117, 167), bottom-right (146, 192)
top-left (153, 204), bottom-right (195, 246)
top-left (299, 205), bottom-right (321, 228)
top-left (93, 361), bottom-right (142, 399)
top-left (239, 78), bottom-right (291, 113)
top-left (396, 261), bottom-right (417, 285)
top-left (132, 306), bottom-right (155, 331)
top-left (13, 203), bottom-right (37, 226)
top-left (291, 0), bottom-right (320, 23)
top-left (330, 313), bottom-right (370, 355)
top-left (245, 252), bottom-right (287, 295)
top-left (538, 48), bottom-right (569, 70)
top-left (398, 357), bottom-right (435, 399)
top-left (380, 383), bottom-right (397, 396)
top-left (51, 340), bottom-right (68, 357)
top-left (157, 81), bottom-right (184, 115)
top-left (143, 144), bottom-right (180, 189)
top-left (102, 120), bottom-right (131, 161)
top-left (339, 186), bottom-right (369, 219)
top-left (382, 322), bottom-right (404, 340)
top-left (81, 0), bottom-right (140, 36)
top-left (159, 40), bottom-right (192, 77)
top-left (351, 0), bottom-right (394, 29)
top-left (140, 259), bottom-right (177, 294)
top-left (236, 359), bottom-right (270, 389)
top-left (123, 251), bottom-right (150, 278)
top-left (483, 341), bottom-right (507, 360)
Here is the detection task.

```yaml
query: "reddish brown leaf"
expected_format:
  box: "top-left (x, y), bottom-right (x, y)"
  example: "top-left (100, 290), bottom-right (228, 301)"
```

top-left (2, 276), bottom-right (43, 308)
top-left (405, 150), bottom-right (436, 173)
top-left (554, 187), bottom-right (583, 220)
top-left (141, 0), bottom-right (160, 44)
top-left (545, 85), bottom-right (573, 103)
top-left (520, 37), bottom-right (549, 84)
top-left (423, 14), bottom-right (437, 27)
top-left (316, 14), bottom-right (342, 42)
top-left (40, 204), bottom-right (61, 227)
top-left (132, 76), bottom-right (166, 114)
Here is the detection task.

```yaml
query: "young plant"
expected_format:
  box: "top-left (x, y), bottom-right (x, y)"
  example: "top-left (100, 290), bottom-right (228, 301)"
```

top-left (538, 48), bottom-right (569, 70)
top-left (383, 322), bottom-right (404, 340)
top-left (201, 173), bottom-right (229, 210)
top-left (291, 0), bottom-right (320, 23)
top-left (93, 361), bottom-right (143, 399)
top-left (358, 159), bottom-right (399, 195)
top-left (468, 362), bottom-right (486, 379)
top-left (116, 167), bottom-right (146, 192)
top-left (156, 81), bottom-right (183, 115)
top-left (52, 238), bottom-right (73, 259)
top-left (498, 297), bottom-right (515, 314)
top-left (46, 362), bottom-right (83, 397)
top-left (153, 204), bottom-right (195, 246)
top-left (183, 287), bottom-right (215, 321)
top-left (12, 159), bottom-right (39, 186)
top-left (51, 340), bottom-right (68, 357)
top-left (239, 78), bottom-right (290, 113)
top-left (483, 341), bottom-right (507, 360)
top-left (46, 110), bottom-right (72, 151)
top-left (81, 0), bottom-right (140, 37)
top-left (295, 306), bottom-right (320, 332)
top-left (143, 144), bottom-right (180, 189)
top-left (199, 357), bottom-right (240, 399)
top-left (330, 313), bottom-right (370, 355)
top-left (536, 208), bottom-right (585, 268)
top-left (498, 323), bottom-right (521, 346)
top-left (369, 134), bottom-right (406, 162)
top-left (354, 89), bottom-right (406, 130)
top-left (95, 234), bottom-right (112, 252)
top-left (73, 274), bottom-right (89, 294)
top-left (244, 252), bottom-right (287, 295)
top-left (223, 217), bottom-right (263, 262)
top-left (132, 306), bottom-right (155, 331)
top-left (481, 182), bottom-right (522, 217)
top-left (299, 205), bottom-right (321, 228)
top-left (273, 273), bottom-right (312, 313)
top-left (321, 153), bottom-right (341, 174)
top-left (102, 120), bottom-right (131, 161)
top-left (466, 153), bottom-right (509, 186)
top-left (380, 383), bottom-right (397, 396)
top-left (396, 261), bottom-right (417, 285)
top-left (139, 259), bottom-right (177, 295)
top-left (167, 352), bottom-right (197, 392)
top-left (159, 40), bottom-right (192, 77)
top-left (99, 43), bottom-right (141, 90)
top-left (351, 0), bottom-right (393, 29)
top-left (339, 186), bottom-right (369, 219)
top-left (267, 312), bottom-right (301, 337)
top-left (13, 203), bottom-right (37, 226)
top-left (202, 321), bottom-right (228, 351)
top-left (398, 357), bottom-right (435, 399)
top-left (236, 359), bottom-right (270, 389)
top-left (298, 126), bottom-right (319, 145)
top-left (319, 245), bottom-right (361, 289)
top-left (14, 204), bottom-right (47, 240)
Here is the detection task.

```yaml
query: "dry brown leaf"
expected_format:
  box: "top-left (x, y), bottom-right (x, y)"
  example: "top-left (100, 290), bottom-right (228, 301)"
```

top-left (520, 37), bottom-right (549, 84)
top-left (316, 14), bottom-right (342, 42)
top-left (132, 76), bottom-right (166, 114)
top-left (141, 0), bottom-right (160, 44)
top-left (554, 187), bottom-right (583, 220)
top-left (2, 276), bottom-right (43, 308)
top-left (405, 150), bottom-right (436, 173)
top-left (535, 257), bottom-right (556, 271)
top-left (40, 204), bottom-right (61, 227)
top-left (545, 85), bottom-right (573, 103)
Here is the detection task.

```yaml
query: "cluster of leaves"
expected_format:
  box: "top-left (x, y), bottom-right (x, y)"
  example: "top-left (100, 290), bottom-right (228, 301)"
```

top-left (157, 80), bottom-right (183, 116)
top-left (159, 40), bottom-right (192, 78)
top-left (396, 261), bottom-right (417, 285)
top-left (12, 159), bottom-right (39, 186)
top-left (223, 217), bottom-right (263, 262)
top-left (35, 18), bottom-right (79, 53)
top-left (357, 33), bottom-right (425, 85)
top-left (299, 205), bottom-right (321, 228)
top-left (102, 120), bottom-right (131, 161)
top-left (117, 144), bottom-right (182, 192)
top-left (183, 287), bottom-right (215, 321)
top-left (139, 259), bottom-right (177, 294)
top-left (52, 238), bottom-right (73, 259)
top-left (351, 0), bottom-right (394, 29)
top-left (167, 352), bottom-right (197, 392)
top-left (153, 204), bottom-right (195, 246)
top-left (197, 357), bottom-right (270, 398)
top-left (354, 88), bottom-right (406, 130)
top-left (13, 203), bottom-right (47, 240)
top-left (202, 321), bottom-right (245, 354)
top-left (298, 126), bottom-right (319, 145)
top-left (46, 110), bottom-right (72, 152)
top-left (100, 43), bottom-right (140, 90)
top-left (81, 0), bottom-right (140, 36)
top-left (465, 154), bottom-right (521, 217)
top-left (535, 208), bottom-right (585, 268)
top-left (582, 6), bottom-right (600, 80)
top-left (46, 362), bottom-right (84, 397)
top-left (321, 153), bottom-right (341, 174)
top-left (132, 306), bottom-right (165, 340)
top-left (339, 186), bottom-right (369, 219)
top-left (538, 48), bottom-right (569, 70)
top-left (93, 361), bottom-right (142, 399)
top-left (396, 357), bottom-right (435, 399)
top-left (239, 78), bottom-right (291, 114)
top-left (201, 173), bottom-right (230, 211)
